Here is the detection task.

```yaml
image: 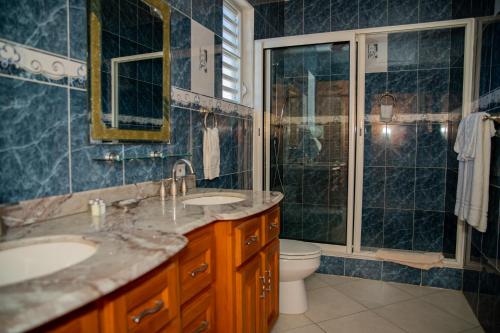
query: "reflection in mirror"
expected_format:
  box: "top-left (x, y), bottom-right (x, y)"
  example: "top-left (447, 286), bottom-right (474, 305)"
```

top-left (90, 0), bottom-right (170, 141)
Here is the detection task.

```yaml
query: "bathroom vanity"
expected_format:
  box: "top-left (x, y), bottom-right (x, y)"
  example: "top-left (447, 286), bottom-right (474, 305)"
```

top-left (0, 188), bottom-right (282, 333)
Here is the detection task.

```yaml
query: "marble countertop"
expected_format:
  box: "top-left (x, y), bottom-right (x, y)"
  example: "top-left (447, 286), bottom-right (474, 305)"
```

top-left (0, 188), bottom-right (283, 333)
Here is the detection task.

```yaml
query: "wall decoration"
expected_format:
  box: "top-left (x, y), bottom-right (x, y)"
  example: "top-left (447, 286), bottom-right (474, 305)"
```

top-left (191, 20), bottom-right (214, 97)
top-left (365, 34), bottom-right (387, 73)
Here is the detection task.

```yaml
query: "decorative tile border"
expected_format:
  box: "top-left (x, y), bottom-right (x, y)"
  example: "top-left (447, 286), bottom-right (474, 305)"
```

top-left (0, 39), bottom-right (87, 89)
top-left (171, 87), bottom-right (253, 118)
top-left (317, 255), bottom-right (464, 290)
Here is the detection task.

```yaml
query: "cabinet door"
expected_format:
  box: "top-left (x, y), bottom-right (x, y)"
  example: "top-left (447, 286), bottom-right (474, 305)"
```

top-left (261, 239), bottom-right (279, 332)
top-left (45, 307), bottom-right (99, 333)
top-left (235, 254), bottom-right (264, 333)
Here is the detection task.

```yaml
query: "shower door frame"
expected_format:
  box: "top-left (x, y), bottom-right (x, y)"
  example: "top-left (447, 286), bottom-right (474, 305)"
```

top-left (254, 18), bottom-right (476, 267)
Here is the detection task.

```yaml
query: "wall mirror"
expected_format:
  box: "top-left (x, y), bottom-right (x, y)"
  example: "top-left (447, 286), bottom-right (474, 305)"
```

top-left (89, 0), bottom-right (170, 142)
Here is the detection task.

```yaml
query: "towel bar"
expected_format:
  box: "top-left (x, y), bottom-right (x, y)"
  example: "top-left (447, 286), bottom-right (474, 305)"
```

top-left (482, 114), bottom-right (500, 122)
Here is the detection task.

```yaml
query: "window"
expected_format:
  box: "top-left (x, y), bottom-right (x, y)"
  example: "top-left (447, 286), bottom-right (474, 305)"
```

top-left (222, 1), bottom-right (241, 102)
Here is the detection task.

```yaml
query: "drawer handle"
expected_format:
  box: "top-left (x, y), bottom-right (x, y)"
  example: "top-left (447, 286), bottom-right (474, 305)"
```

top-left (132, 300), bottom-right (164, 324)
top-left (194, 320), bottom-right (209, 333)
top-left (245, 235), bottom-right (258, 246)
top-left (190, 263), bottom-right (209, 278)
top-left (269, 222), bottom-right (278, 230)
top-left (259, 276), bottom-right (266, 298)
top-left (265, 269), bottom-right (272, 292)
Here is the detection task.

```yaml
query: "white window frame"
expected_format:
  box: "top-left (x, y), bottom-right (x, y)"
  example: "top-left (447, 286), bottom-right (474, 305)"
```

top-left (222, 0), bottom-right (242, 103)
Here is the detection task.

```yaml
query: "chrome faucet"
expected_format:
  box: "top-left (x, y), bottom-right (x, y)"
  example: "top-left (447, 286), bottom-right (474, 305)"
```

top-left (170, 159), bottom-right (195, 197)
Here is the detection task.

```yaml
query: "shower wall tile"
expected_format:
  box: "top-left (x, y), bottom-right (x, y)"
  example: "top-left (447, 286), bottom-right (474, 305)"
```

top-left (318, 255), bottom-right (345, 275)
top-left (382, 262), bottom-right (422, 285)
top-left (284, 0), bottom-right (303, 36)
top-left (418, 69), bottom-right (450, 114)
top-left (414, 210), bottom-right (444, 252)
top-left (345, 258), bottom-right (382, 280)
top-left (361, 207), bottom-right (384, 248)
top-left (171, 9), bottom-right (191, 90)
top-left (383, 209), bottom-right (413, 250)
top-left (364, 124), bottom-right (386, 167)
top-left (329, 208), bottom-right (347, 244)
top-left (303, 167), bottom-right (329, 205)
top-left (283, 165), bottom-right (303, 203)
top-left (363, 167), bottom-right (385, 208)
top-left (387, 71), bottom-right (418, 114)
top-left (418, 29), bottom-right (451, 70)
top-left (419, 0), bottom-right (452, 23)
top-left (387, 0), bottom-right (418, 26)
top-left (330, 0), bottom-right (358, 32)
top-left (450, 28), bottom-right (466, 68)
top-left (416, 123), bottom-right (448, 168)
top-left (303, 205), bottom-right (330, 242)
top-left (304, 0), bottom-right (330, 34)
top-left (388, 32), bottom-right (418, 71)
top-left (385, 167), bottom-right (415, 209)
top-left (168, 0), bottom-right (191, 16)
top-left (385, 124), bottom-right (417, 167)
top-left (69, 0), bottom-right (87, 61)
top-left (365, 73), bottom-right (387, 115)
top-left (304, 45), bottom-right (331, 76)
top-left (422, 267), bottom-right (463, 290)
top-left (282, 203), bottom-right (303, 239)
top-left (415, 168), bottom-right (446, 211)
top-left (358, 0), bottom-right (387, 29)
top-left (192, 0), bottom-right (217, 32)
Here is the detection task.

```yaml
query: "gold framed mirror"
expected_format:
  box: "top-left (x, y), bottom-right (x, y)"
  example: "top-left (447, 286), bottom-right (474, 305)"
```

top-left (89, 0), bottom-right (171, 142)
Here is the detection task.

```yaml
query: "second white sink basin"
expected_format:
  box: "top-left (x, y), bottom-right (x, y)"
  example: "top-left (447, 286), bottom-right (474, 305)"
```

top-left (182, 194), bottom-right (245, 206)
top-left (0, 237), bottom-right (97, 287)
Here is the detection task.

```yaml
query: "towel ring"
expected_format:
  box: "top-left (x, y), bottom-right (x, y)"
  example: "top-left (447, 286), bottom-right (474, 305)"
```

top-left (379, 92), bottom-right (396, 106)
top-left (204, 111), bottom-right (217, 129)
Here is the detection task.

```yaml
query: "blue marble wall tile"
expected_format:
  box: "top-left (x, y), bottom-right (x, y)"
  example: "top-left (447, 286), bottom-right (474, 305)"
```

top-left (414, 210), bottom-right (444, 252)
top-left (170, 107), bottom-right (191, 154)
top-left (0, 78), bottom-right (69, 203)
top-left (364, 124), bottom-right (386, 167)
top-left (450, 28), bottom-right (465, 68)
top-left (171, 9), bottom-right (191, 90)
top-left (385, 167), bottom-right (415, 209)
top-left (328, 207), bottom-right (347, 245)
top-left (282, 203), bottom-right (303, 239)
top-left (382, 262), bottom-right (422, 285)
top-left (303, 205), bottom-right (330, 242)
top-left (449, 68), bottom-right (464, 114)
top-left (415, 168), bottom-right (446, 211)
top-left (365, 73), bottom-right (387, 115)
top-left (124, 145), bottom-right (163, 184)
top-left (283, 165), bottom-right (303, 203)
top-left (69, 0), bottom-right (87, 61)
top-left (330, 42), bottom-right (350, 76)
top-left (120, 36), bottom-right (138, 57)
top-left (304, 0), bottom-right (330, 34)
top-left (168, 0), bottom-right (191, 17)
top-left (101, 31), bottom-right (120, 73)
top-left (283, 48), bottom-right (304, 78)
top-left (361, 207), bottom-right (384, 248)
top-left (345, 258), bottom-right (382, 280)
top-left (192, 0), bottom-right (216, 32)
top-left (386, 124), bottom-right (417, 167)
top-left (418, 29), bottom-right (451, 69)
top-left (419, 0), bottom-right (452, 23)
top-left (418, 69), bottom-right (450, 114)
top-left (102, 0), bottom-right (120, 35)
top-left (387, 71), bottom-right (418, 115)
top-left (384, 209), bottom-right (413, 250)
top-left (422, 267), bottom-right (463, 290)
top-left (359, 0), bottom-right (387, 29)
top-left (119, 0), bottom-right (138, 43)
top-left (388, 32), bottom-right (418, 71)
top-left (330, 0), bottom-right (358, 31)
top-left (284, 0), bottom-right (303, 36)
top-left (387, 0), bottom-right (418, 26)
top-left (253, 12), bottom-right (267, 40)
top-left (416, 123), bottom-right (448, 168)
top-left (452, 0), bottom-right (470, 19)
top-left (363, 167), bottom-right (385, 208)
top-left (0, 0), bottom-right (68, 55)
top-left (443, 213), bottom-right (457, 257)
top-left (317, 255), bottom-right (345, 275)
top-left (303, 166), bottom-right (329, 205)
top-left (70, 90), bottom-right (124, 192)
top-left (303, 44), bottom-right (331, 76)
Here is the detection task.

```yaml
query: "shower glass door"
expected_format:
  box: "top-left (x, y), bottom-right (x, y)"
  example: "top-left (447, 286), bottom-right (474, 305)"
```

top-left (264, 42), bottom-right (353, 247)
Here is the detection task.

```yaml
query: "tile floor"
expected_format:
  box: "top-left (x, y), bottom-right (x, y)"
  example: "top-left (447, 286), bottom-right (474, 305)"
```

top-left (271, 274), bottom-right (484, 333)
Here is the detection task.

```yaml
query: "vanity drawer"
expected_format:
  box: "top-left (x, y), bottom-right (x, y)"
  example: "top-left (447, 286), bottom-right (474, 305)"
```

top-left (101, 261), bottom-right (179, 333)
top-left (180, 226), bottom-right (215, 304)
top-left (234, 217), bottom-right (262, 267)
top-left (181, 288), bottom-right (215, 333)
top-left (262, 207), bottom-right (280, 246)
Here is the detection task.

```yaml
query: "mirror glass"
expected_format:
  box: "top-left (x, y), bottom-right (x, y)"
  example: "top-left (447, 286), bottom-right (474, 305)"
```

top-left (90, 0), bottom-right (170, 141)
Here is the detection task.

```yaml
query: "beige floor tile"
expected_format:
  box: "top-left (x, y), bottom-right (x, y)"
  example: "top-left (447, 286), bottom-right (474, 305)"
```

top-left (304, 287), bottom-right (366, 322)
top-left (421, 290), bottom-right (480, 326)
top-left (315, 273), bottom-right (359, 286)
top-left (305, 274), bottom-right (328, 290)
top-left (271, 314), bottom-right (313, 332)
top-left (285, 324), bottom-right (325, 333)
top-left (318, 310), bottom-right (406, 333)
top-left (374, 299), bottom-right (475, 333)
top-left (388, 282), bottom-right (444, 297)
top-left (334, 279), bottom-right (414, 309)
top-left (460, 326), bottom-right (485, 333)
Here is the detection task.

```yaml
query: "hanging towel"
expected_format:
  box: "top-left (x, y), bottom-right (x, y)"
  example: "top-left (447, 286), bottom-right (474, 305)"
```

top-left (203, 127), bottom-right (220, 180)
top-left (375, 249), bottom-right (444, 270)
top-left (454, 112), bottom-right (496, 232)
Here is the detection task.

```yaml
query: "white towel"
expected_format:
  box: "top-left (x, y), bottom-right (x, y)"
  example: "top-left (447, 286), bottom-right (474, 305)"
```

top-left (454, 112), bottom-right (496, 232)
top-left (203, 127), bottom-right (220, 180)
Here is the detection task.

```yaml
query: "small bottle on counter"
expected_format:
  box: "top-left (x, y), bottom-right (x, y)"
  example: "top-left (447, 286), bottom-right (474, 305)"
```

top-left (89, 199), bottom-right (101, 216)
top-left (99, 199), bottom-right (106, 215)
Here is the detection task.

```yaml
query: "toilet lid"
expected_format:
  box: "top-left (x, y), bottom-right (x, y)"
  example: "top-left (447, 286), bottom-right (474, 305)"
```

top-left (280, 239), bottom-right (321, 257)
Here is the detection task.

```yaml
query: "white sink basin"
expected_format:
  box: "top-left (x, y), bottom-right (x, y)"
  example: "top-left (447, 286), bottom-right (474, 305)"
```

top-left (182, 194), bottom-right (245, 206)
top-left (0, 237), bottom-right (97, 287)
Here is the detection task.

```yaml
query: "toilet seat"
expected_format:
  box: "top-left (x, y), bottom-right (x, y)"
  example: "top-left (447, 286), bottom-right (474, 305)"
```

top-left (280, 239), bottom-right (321, 260)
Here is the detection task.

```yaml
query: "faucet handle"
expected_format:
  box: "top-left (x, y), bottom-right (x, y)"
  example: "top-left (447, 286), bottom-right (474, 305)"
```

top-left (180, 177), bottom-right (187, 195)
top-left (170, 178), bottom-right (177, 197)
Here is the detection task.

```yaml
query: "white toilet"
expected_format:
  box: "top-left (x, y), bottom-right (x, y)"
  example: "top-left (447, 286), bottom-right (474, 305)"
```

top-left (279, 239), bottom-right (321, 314)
